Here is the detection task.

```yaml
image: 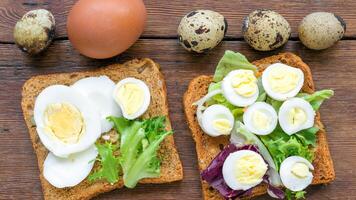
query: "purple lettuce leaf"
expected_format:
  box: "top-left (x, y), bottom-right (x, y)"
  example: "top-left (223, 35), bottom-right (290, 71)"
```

top-left (263, 175), bottom-right (285, 199)
top-left (201, 144), bottom-right (259, 199)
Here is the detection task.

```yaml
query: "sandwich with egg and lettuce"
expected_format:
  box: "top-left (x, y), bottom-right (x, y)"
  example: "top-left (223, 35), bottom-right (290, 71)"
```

top-left (21, 58), bottom-right (183, 200)
top-left (184, 51), bottom-right (335, 200)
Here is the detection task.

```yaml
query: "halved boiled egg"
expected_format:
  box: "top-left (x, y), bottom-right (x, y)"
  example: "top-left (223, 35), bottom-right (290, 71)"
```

top-left (34, 85), bottom-right (101, 157)
top-left (280, 156), bottom-right (314, 192)
top-left (113, 78), bottom-right (151, 120)
top-left (243, 102), bottom-right (277, 135)
top-left (43, 145), bottom-right (98, 188)
top-left (223, 150), bottom-right (268, 191)
top-left (279, 98), bottom-right (315, 135)
top-left (262, 63), bottom-right (304, 101)
top-left (222, 70), bottom-right (259, 107)
top-left (200, 104), bottom-right (234, 137)
top-left (71, 76), bottom-right (122, 133)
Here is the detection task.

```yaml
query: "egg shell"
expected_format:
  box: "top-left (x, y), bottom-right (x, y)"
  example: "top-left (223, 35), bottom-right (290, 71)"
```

top-left (178, 10), bottom-right (227, 53)
top-left (67, 0), bottom-right (146, 59)
top-left (298, 12), bottom-right (346, 50)
top-left (242, 9), bottom-right (291, 51)
top-left (13, 9), bottom-right (55, 55)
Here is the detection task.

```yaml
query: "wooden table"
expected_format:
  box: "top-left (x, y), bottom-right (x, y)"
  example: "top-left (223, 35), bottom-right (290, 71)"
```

top-left (1, 1), bottom-right (356, 199)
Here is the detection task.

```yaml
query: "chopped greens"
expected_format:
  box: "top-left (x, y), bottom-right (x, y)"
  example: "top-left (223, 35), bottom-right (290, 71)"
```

top-left (109, 116), bottom-right (172, 188)
top-left (285, 189), bottom-right (306, 200)
top-left (260, 126), bottom-right (319, 170)
top-left (89, 116), bottom-right (172, 188)
top-left (88, 142), bottom-right (120, 184)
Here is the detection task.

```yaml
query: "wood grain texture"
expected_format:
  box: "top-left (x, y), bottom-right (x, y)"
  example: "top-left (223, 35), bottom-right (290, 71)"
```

top-left (0, 39), bottom-right (355, 199)
top-left (1, 0), bottom-right (356, 42)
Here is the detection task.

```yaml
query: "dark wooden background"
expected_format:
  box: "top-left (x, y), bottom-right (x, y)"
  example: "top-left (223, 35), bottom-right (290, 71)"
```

top-left (1, 1), bottom-right (356, 199)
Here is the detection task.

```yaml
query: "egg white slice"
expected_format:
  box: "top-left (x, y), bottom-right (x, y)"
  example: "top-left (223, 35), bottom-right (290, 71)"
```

top-left (71, 76), bottom-right (122, 133)
top-left (222, 70), bottom-right (259, 107)
top-left (223, 150), bottom-right (267, 191)
top-left (113, 77), bottom-right (151, 120)
top-left (262, 63), bottom-right (304, 101)
top-left (243, 102), bottom-right (278, 135)
top-left (280, 156), bottom-right (314, 192)
top-left (201, 104), bottom-right (234, 137)
top-left (279, 98), bottom-right (315, 135)
top-left (34, 85), bottom-right (101, 158)
top-left (43, 145), bottom-right (98, 188)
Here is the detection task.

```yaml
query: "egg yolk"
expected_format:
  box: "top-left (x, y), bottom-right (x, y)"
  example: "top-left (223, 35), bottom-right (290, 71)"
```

top-left (288, 107), bottom-right (307, 127)
top-left (291, 162), bottom-right (309, 178)
top-left (44, 103), bottom-right (85, 144)
top-left (268, 65), bottom-right (300, 93)
top-left (117, 83), bottom-right (144, 115)
top-left (212, 118), bottom-right (232, 135)
top-left (231, 70), bottom-right (257, 97)
top-left (252, 110), bottom-right (270, 130)
top-left (234, 154), bottom-right (268, 185)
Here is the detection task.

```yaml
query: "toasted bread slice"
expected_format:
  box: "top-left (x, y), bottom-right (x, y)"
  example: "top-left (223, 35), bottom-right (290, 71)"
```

top-left (183, 52), bottom-right (335, 200)
top-left (21, 58), bottom-right (183, 200)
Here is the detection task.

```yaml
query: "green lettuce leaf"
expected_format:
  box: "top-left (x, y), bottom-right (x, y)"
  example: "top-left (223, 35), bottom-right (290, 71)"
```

top-left (259, 126), bottom-right (318, 170)
top-left (266, 97), bottom-right (283, 112)
top-left (256, 77), bottom-right (267, 102)
top-left (297, 89), bottom-right (334, 111)
top-left (213, 50), bottom-right (256, 82)
top-left (88, 142), bottom-right (121, 184)
top-left (108, 116), bottom-right (172, 188)
top-left (286, 189), bottom-right (306, 200)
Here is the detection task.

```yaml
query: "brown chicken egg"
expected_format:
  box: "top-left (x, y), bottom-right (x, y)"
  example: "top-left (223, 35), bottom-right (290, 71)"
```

top-left (67, 0), bottom-right (146, 59)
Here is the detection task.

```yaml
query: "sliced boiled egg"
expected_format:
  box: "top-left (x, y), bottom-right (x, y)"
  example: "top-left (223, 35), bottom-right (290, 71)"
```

top-left (200, 104), bottom-right (234, 137)
top-left (34, 85), bottom-right (101, 158)
top-left (71, 76), bottom-right (122, 133)
top-left (262, 63), bottom-right (304, 101)
top-left (222, 70), bottom-right (259, 107)
top-left (223, 150), bottom-right (268, 191)
top-left (279, 98), bottom-right (315, 135)
top-left (243, 102), bottom-right (277, 135)
top-left (280, 156), bottom-right (314, 192)
top-left (113, 78), bottom-right (151, 120)
top-left (43, 145), bottom-right (98, 188)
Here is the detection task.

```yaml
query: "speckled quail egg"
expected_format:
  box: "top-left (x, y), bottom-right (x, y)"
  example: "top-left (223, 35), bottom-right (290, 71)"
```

top-left (13, 9), bottom-right (55, 55)
top-left (278, 98), bottom-right (315, 135)
top-left (298, 12), bottom-right (346, 50)
top-left (242, 9), bottom-right (291, 51)
top-left (280, 156), bottom-right (314, 192)
top-left (178, 10), bottom-right (227, 53)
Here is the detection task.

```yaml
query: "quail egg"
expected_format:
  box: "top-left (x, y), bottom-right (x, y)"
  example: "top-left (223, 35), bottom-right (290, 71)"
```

top-left (242, 9), bottom-right (291, 51)
top-left (13, 9), bottom-right (55, 55)
top-left (113, 78), bottom-right (151, 120)
top-left (280, 156), bottom-right (314, 192)
top-left (223, 150), bottom-right (268, 191)
top-left (178, 10), bottom-right (227, 53)
top-left (243, 102), bottom-right (278, 135)
top-left (200, 104), bottom-right (234, 137)
top-left (278, 98), bottom-right (315, 135)
top-left (262, 63), bottom-right (304, 101)
top-left (222, 69), bottom-right (259, 107)
top-left (299, 12), bottom-right (346, 50)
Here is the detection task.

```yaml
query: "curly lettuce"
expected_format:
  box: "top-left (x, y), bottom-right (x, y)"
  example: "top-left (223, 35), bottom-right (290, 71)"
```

top-left (297, 89), bottom-right (334, 111)
top-left (89, 116), bottom-right (172, 188)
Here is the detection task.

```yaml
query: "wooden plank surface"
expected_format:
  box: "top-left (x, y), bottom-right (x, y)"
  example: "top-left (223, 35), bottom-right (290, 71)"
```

top-left (0, 39), bottom-right (356, 199)
top-left (1, 0), bottom-right (356, 42)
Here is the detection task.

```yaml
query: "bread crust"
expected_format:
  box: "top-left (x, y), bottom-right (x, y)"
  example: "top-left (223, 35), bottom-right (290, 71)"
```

top-left (21, 58), bottom-right (183, 200)
top-left (183, 52), bottom-right (335, 200)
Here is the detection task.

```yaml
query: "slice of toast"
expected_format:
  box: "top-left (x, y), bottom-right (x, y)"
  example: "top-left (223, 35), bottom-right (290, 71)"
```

top-left (183, 52), bottom-right (335, 200)
top-left (21, 58), bottom-right (183, 200)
